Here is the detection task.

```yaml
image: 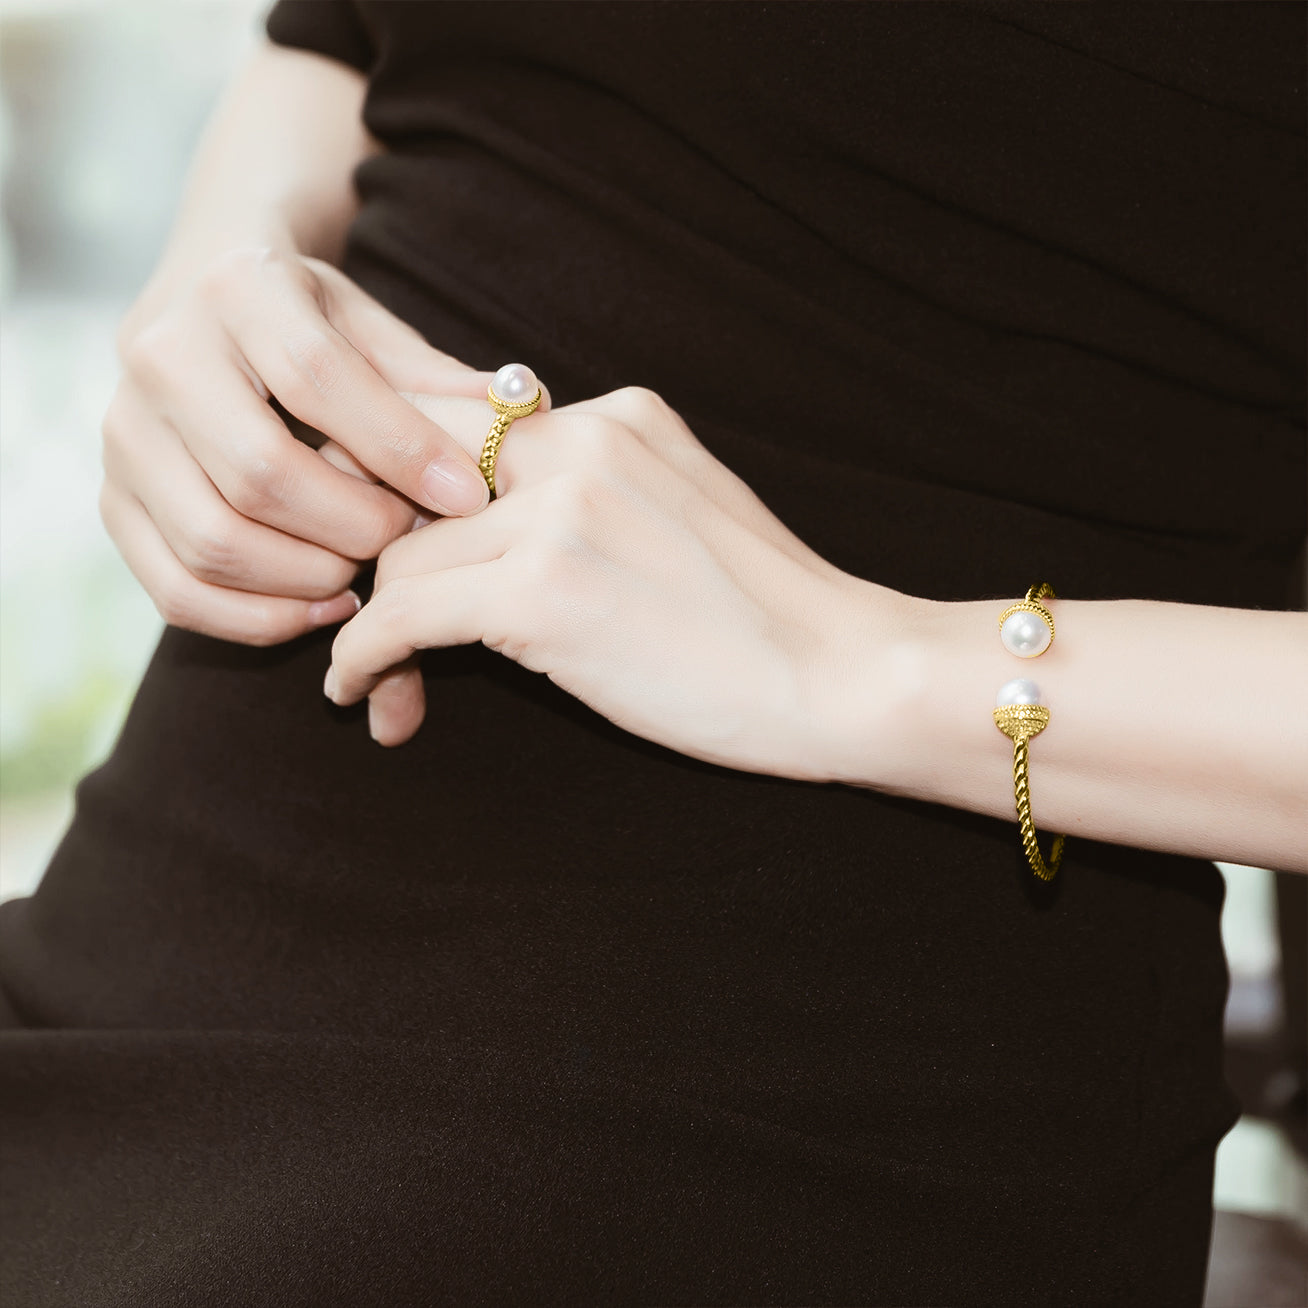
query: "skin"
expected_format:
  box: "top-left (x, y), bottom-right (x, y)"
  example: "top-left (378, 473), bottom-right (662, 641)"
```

top-left (108, 41), bottom-right (1308, 875)
top-left (103, 42), bottom-right (553, 647)
top-left (103, 244), bottom-right (553, 645)
top-left (322, 386), bottom-right (1308, 876)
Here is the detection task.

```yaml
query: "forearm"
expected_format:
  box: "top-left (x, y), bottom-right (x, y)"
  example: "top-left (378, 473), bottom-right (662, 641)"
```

top-left (118, 39), bottom-right (378, 352)
top-left (819, 584), bottom-right (1308, 872)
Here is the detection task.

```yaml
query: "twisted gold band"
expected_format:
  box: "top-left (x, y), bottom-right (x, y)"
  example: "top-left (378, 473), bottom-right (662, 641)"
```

top-left (993, 704), bottom-right (1065, 881)
top-left (479, 376), bottom-right (542, 500)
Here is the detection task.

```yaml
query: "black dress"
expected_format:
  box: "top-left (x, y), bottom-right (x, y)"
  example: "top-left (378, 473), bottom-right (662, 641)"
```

top-left (2, 4), bottom-right (1303, 1304)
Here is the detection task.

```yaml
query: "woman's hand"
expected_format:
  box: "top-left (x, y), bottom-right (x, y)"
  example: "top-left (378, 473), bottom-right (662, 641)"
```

top-left (323, 385), bottom-right (911, 779)
top-left (100, 247), bottom-right (549, 646)
top-left (319, 385), bottom-right (1308, 871)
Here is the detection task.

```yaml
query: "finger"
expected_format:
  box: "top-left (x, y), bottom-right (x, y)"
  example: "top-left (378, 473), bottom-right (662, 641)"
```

top-left (398, 388), bottom-right (811, 588)
top-left (144, 349), bottom-right (427, 560)
top-left (307, 260), bottom-right (477, 390)
top-left (104, 389), bottom-right (362, 599)
top-left (317, 438), bottom-right (379, 482)
top-left (397, 392), bottom-right (552, 499)
top-left (373, 497), bottom-right (519, 592)
top-left (326, 562), bottom-right (502, 705)
top-left (312, 439), bottom-right (441, 532)
top-left (364, 656), bottom-right (426, 747)
top-left (212, 254), bottom-right (490, 516)
top-left (562, 385), bottom-right (821, 570)
top-left (100, 480), bottom-right (361, 646)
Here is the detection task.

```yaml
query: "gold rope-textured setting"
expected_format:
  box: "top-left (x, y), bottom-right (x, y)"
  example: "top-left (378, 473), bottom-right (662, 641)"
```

top-left (993, 581), bottom-right (1066, 881)
top-left (997, 589), bottom-right (1056, 645)
top-left (479, 381), bottom-right (542, 500)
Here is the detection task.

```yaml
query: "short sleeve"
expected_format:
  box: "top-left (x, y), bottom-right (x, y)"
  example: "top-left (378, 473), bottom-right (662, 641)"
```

top-left (264, 0), bottom-right (377, 74)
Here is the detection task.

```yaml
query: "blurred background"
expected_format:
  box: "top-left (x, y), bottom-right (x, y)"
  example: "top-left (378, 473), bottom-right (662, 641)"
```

top-left (1, 0), bottom-right (264, 893)
top-left (0, 2), bottom-right (1303, 1302)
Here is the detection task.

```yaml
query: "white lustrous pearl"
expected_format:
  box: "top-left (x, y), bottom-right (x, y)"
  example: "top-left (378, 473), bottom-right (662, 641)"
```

top-left (1000, 609), bottom-right (1052, 658)
top-left (996, 678), bottom-right (1042, 708)
top-left (491, 362), bottom-right (539, 405)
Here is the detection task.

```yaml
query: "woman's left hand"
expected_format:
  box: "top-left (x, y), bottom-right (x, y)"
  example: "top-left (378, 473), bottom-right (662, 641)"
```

top-left (323, 384), bottom-right (908, 780)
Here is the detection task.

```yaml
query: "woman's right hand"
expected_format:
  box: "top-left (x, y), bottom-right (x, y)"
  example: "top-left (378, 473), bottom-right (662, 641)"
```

top-left (100, 246), bottom-right (513, 646)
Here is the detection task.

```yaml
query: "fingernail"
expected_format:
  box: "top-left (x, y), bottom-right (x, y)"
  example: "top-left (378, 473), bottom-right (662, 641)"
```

top-left (308, 590), bottom-right (361, 626)
top-left (411, 510), bottom-right (436, 531)
top-left (420, 457), bottom-right (488, 515)
top-left (323, 666), bottom-right (338, 701)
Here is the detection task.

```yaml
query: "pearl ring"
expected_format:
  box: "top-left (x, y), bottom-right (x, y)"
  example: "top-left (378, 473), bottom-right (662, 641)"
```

top-left (478, 363), bottom-right (542, 500)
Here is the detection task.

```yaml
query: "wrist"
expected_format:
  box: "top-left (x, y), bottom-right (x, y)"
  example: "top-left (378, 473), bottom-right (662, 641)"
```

top-left (807, 584), bottom-right (1017, 819)
top-left (799, 575), bottom-right (937, 791)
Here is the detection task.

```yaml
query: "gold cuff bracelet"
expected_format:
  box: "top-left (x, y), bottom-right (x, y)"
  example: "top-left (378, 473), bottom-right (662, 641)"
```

top-left (993, 583), bottom-right (1065, 881)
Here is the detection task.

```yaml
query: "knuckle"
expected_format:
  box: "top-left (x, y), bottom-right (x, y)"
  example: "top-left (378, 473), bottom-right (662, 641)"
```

top-left (319, 556), bottom-right (361, 597)
top-left (225, 448), bottom-right (288, 517)
top-left (121, 318), bottom-right (182, 384)
top-left (365, 410), bottom-right (429, 470)
top-left (370, 575), bottom-right (416, 626)
top-left (193, 251), bottom-right (237, 300)
top-left (541, 466), bottom-right (617, 531)
top-left (192, 251), bottom-right (248, 311)
top-left (613, 383), bottom-right (667, 415)
top-left (282, 329), bottom-right (344, 399)
top-left (601, 384), bottom-right (691, 448)
top-left (152, 577), bottom-right (195, 631)
top-left (335, 485), bottom-right (405, 561)
top-left (182, 513), bottom-right (243, 583)
top-left (196, 245), bottom-right (281, 300)
top-left (563, 411), bottom-right (628, 465)
top-left (352, 507), bottom-right (402, 561)
top-left (239, 602), bottom-right (293, 647)
top-left (155, 580), bottom-right (290, 647)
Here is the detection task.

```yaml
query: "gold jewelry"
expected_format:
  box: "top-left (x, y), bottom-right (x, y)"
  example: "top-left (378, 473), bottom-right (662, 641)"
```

top-left (998, 582), bottom-right (1055, 658)
top-left (993, 582), bottom-right (1065, 880)
top-left (479, 363), bottom-right (542, 499)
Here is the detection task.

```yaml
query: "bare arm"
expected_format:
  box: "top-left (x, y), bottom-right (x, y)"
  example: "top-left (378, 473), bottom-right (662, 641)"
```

top-left (824, 586), bottom-right (1308, 873)
top-left (317, 386), bottom-right (1307, 875)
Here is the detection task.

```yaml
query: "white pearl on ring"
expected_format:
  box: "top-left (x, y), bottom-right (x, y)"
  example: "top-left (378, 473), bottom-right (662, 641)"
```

top-left (996, 678), bottom-right (1042, 708)
top-left (1000, 609), bottom-right (1052, 658)
top-left (490, 363), bottom-right (539, 406)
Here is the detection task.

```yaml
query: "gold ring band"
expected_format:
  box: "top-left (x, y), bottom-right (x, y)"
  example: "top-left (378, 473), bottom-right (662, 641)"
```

top-left (479, 364), bottom-right (542, 500)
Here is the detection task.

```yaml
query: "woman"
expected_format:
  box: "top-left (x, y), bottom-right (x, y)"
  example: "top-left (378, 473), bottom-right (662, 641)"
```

top-left (2, 3), bottom-right (1303, 1304)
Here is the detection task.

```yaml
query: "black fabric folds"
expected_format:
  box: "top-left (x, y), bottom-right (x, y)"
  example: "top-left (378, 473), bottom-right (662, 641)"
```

top-left (2, 3), bottom-right (1303, 1305)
